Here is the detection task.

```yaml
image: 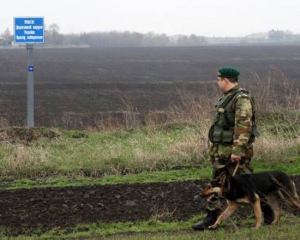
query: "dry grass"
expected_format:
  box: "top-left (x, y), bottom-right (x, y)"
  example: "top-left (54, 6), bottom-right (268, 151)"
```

top-left (255, 136), bottom-right (300, 165)
top-left (248, 67), bottom-right (300, 114)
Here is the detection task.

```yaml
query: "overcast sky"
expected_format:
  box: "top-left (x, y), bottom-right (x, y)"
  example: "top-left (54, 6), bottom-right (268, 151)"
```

top-left (1, 0), bottom-right (300, 37)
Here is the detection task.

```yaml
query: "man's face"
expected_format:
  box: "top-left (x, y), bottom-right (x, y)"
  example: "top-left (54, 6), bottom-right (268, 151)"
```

top-left (217, 77), bottom-right (227, 92)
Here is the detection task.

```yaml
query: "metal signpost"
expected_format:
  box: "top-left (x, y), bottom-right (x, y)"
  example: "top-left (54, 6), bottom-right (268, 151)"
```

top-left (14, 17), bottom-right (44, 127)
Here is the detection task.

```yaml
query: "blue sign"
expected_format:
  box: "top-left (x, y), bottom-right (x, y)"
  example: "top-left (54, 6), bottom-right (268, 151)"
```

top-left (28, 66), bottom-right (34, 72)
top-left (14, 17), bottom-right (44, 43)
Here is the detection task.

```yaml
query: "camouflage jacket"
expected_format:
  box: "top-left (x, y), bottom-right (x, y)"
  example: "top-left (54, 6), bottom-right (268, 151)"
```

top-left (209, 85), bottom-right (254, 161)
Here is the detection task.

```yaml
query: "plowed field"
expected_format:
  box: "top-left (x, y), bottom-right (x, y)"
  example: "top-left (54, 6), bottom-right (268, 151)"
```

top-left (0, 177), bottom-right (299, 233)
top-left (1, 45), bottom-right (300, 128)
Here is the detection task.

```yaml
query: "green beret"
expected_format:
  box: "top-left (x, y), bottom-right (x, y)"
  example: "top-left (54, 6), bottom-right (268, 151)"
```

top-left (217, 67), bottom-right (240, 78)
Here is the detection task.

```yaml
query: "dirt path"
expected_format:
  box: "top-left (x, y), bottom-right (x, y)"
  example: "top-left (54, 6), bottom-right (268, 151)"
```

top-left (0, 177), bottom-right (299, 233)
top-left (0, 180), bottom-right (202, 231)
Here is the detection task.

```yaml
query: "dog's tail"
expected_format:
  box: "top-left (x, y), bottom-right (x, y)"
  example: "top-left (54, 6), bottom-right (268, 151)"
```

top-left (274, 178), bottom-right (300, 210)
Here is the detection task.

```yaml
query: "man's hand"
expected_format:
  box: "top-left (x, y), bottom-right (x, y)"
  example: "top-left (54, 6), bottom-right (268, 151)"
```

top-left (230, 154), bottom-right (241, 163)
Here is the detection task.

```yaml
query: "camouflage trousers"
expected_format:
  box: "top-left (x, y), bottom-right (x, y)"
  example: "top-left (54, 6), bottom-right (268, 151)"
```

top-left (206, 158), bottom-right (253, 211)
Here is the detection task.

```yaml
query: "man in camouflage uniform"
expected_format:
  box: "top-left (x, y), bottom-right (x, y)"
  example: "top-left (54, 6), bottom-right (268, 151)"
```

top-left (192, 67), bottom-right (274, 230)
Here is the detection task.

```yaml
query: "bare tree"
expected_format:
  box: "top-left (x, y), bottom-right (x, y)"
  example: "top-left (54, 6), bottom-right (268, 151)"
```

top-left (46, 23), bottom-right (61, 46)
top-left (1, 28), bottom-right (13, 43)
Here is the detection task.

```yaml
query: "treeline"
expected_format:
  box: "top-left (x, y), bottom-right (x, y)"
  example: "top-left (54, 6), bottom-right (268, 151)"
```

top-left (1, 23), bottom-right (207, 48)
top-left (49, 31), bottom-right (208, 48)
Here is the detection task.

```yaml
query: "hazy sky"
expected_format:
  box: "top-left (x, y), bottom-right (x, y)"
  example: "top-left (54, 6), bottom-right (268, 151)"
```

top-left (1, 0), bottom-right (300, 37)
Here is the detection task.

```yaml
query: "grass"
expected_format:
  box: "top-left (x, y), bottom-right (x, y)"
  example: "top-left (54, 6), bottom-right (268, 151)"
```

top-left (1, 114), bottom-right (300, 189)
top-left (0, 122), bottom-right (209, 179)
top-left (1, 120), bottom-right (300, 189)
top-left (0, 167), bottom-right (211, 190)
top-left (1, 214), bottom-right (300, 240)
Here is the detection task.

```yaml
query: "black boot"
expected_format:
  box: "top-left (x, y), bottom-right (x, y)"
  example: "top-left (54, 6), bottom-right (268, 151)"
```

top-left (192, 209), bottom-right (221, 230)
top-left (261, 203), bottom-right (275, 225)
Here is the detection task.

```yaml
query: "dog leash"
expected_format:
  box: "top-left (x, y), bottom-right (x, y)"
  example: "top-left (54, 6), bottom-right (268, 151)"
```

top-left (232, 161), bottom-right (240, 177)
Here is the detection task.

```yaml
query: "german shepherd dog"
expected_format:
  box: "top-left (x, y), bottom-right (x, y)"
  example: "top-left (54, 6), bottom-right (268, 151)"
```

top-left (200, 170), bottom-right (300, 229)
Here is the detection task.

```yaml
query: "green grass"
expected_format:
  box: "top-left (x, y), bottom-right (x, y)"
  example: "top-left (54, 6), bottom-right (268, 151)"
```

top-left (0, 123), bottom-right (208, 179)
top-left (1, 214), bottom-right (300, 240)
top-left (0, 167), bottom-right (212, 190)
top-left (1, 158), bottom-right (300, 190)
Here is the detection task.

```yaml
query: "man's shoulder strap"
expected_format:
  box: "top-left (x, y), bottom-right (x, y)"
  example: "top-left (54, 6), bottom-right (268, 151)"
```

top-left (235, 88), bottom-right (256, 108)
top-left (219, 87), bottom-right (250, 108)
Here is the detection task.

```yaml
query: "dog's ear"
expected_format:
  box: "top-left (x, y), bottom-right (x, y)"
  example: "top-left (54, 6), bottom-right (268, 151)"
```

top-left (213, 176), bottom-right (221, 184)
top-left (218, 174), bottom-right (230, 188)
top-left (208, 179), bottom-right (218, 188)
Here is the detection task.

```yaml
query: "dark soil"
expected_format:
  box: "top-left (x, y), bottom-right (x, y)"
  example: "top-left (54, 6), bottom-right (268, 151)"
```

top-left (0, 177), bottom-right (299, 234)
top-left (0, 180), bottom-right (203, 232)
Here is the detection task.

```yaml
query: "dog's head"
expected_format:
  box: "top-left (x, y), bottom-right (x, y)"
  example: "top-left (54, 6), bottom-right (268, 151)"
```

top-left (200, 177), bottom-right (226, 197)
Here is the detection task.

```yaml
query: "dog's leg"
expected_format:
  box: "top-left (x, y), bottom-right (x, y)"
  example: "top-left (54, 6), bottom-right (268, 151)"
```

top-left (209, 201), bottom-right (238, 229)
top-left (252, 197), bottom-right (262, 229)
top-left (271, 207), bottom-right (281, 225)
top-left (265, 193), bottom-right (281, 224)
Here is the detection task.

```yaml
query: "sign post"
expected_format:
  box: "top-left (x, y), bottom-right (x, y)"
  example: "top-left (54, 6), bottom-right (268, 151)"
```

top-left (27, 44), bottom-right (34, 127)
top-left (14, 17), bottom-right (44, 127)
